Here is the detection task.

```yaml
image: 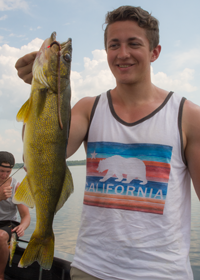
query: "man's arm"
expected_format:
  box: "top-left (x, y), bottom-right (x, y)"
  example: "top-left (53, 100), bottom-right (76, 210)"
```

top-left (183, 99), bottom-right (200, 200)
top-left (13, 204), bottom-right (31, 237)
top-left (10, 183), bottom-right (31, 237)
top-left (67, 96), bottom-right (96, 158)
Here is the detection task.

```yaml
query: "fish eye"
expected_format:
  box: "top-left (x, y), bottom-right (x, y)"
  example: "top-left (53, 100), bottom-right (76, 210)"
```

top-left (63, 54), bottom-right (71, 62)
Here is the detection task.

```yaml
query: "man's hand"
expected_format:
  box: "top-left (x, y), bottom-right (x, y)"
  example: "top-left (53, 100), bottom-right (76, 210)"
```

top-left (0, 185), bottom-right (12, 200)
top-left (11, 224), bottom-right (25, 237)
top-left (15, 51), bottom-right (38, 84)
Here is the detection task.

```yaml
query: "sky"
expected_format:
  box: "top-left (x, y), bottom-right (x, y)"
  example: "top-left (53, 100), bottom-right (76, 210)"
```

top-left (1, 0), bottom-right (200, 163)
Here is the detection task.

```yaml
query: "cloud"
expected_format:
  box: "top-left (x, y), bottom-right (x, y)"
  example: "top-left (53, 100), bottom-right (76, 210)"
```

top-left (0, 27), bottom-right (11, 31)
top-left (0, 39), bottom-right (200, 162)
top-left (0, 14), bottom-right (7, 20)
top-left (71, 49), bottom-right (115, 105)
top-left (0, 38), bottom-right (43, 120)
top-left (29, 26), bottom-right (41, 31)
top-left (0, 40), bottom-right (199, 121)
top-left (171, 48), bottom-right (200, 69)
top-left (151, 67), bottom-right (197, 93)
top-left (9, 33), bottom-right (26, 38)
top-left (0, 0), bottom-right (29, 11)
top-left (71, 49), bottom-right (199, 106)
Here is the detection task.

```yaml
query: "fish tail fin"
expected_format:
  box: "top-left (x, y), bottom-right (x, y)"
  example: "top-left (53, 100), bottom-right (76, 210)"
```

top-left (18, 232), bottom-right (54, 270)
top-left (55, 166), bottom-right (74, 213)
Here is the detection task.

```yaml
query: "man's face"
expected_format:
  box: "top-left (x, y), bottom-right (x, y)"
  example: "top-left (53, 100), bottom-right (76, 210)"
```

top-left (106, 20), bottom-right (157, 86)
top-left (0, 163), bottom-right (12, 181)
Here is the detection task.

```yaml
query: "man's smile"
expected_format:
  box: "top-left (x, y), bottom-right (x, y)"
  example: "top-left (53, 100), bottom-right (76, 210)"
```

top-left (117, 64), bottom-right (134, 68)
top-left (119, 65), bottom-right (130, 68)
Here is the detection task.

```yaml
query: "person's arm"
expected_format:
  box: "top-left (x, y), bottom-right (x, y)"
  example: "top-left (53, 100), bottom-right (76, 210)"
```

top-left (11, 183), bottom-right (31, 237)
top-left (12, 204), bottom-right (31, 237)
top-left (67, 96), bottom-right (96, 158)
top-left (183, 99), bottom-right (200, 200)
top-left (15, 51), bottom-right (38, 84)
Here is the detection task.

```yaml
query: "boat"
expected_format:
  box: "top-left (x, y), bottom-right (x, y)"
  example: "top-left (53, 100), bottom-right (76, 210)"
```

top-left (4, 239), bottom-right (72, 280)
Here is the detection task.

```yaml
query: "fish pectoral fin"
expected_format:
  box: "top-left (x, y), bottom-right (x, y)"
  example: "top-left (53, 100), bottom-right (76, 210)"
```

top-left (12, 175), bottom-right (35, 208)
top-left (55, 166), bottom-right (74, 213)
top-left (16, 98), bottom-right (31, 123)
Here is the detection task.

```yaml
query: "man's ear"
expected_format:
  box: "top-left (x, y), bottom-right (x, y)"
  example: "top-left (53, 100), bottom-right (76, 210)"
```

top-left (150, 45), bottom-right (161, 62)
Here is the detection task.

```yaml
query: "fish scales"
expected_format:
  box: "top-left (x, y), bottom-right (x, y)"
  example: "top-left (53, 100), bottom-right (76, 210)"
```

top-left (13, 32), bottom-right (74, 269)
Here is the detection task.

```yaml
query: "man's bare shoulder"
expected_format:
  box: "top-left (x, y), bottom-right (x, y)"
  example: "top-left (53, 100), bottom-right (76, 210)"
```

top-left (72, 96), bottom-right (97, 116)
top-left (182, 99), bottom-right (200, 149)
top-left (183, 99), bottom-right (200, 132)
top-left (73, 96), bottom-right (97, 107)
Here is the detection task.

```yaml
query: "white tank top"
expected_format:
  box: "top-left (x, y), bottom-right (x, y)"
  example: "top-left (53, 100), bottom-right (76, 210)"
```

top-left (72, 91), bottom-right (193, 280)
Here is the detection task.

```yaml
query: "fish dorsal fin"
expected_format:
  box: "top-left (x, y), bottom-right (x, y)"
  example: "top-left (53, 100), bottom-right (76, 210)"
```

top-left (16, 98), bottom-right (31, 123)
top-left (12, 175), bottom-right (35, 208)
top-left (55, 166), bottom-right (74, 213)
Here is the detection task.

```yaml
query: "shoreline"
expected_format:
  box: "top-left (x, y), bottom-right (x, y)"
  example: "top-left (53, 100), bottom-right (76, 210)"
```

top-left (13, 159), bottom-right (86, 169)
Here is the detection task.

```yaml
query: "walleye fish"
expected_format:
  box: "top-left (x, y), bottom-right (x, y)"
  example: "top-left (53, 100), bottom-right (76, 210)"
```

top-left (9, 232), bottom-right (18, 267)
top-left (13, 32), bottom-right (74, 269)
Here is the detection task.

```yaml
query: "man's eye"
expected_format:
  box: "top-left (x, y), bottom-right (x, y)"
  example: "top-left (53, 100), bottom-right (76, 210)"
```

top-left (130, 42), bottom-right (139, 47)
top-left (109, 44), bottom-right (118, 49)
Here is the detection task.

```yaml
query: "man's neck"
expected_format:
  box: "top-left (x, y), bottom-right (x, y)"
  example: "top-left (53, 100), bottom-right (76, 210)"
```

top-left (112, 81), bottom-right (158, 105)
top-left (110, 82), bottom-right (169, 123)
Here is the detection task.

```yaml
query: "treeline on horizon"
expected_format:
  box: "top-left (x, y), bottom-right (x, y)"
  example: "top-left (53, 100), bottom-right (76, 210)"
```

top-left (13, 160), bottom-right (86, 169)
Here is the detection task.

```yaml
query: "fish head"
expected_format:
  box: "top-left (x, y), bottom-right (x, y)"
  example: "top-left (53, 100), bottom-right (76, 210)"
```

top-left (32, 32), bottom-right (72, 92)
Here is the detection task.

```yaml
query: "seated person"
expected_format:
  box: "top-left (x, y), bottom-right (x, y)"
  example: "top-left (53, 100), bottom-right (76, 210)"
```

top-left (0, 151), bottom-right (30, 280)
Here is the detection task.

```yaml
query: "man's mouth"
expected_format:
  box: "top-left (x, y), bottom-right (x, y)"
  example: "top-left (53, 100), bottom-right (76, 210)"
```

top-left (118, 64), bottom-right (133, 68)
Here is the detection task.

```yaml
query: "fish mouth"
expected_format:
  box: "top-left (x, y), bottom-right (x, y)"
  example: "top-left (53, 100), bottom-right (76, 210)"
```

top-left (61, 38), bottom-right (72, 54)
top-left (33, 35), bottom-right (72, 85)
top-left (48, 32), bottom-right (72, 58)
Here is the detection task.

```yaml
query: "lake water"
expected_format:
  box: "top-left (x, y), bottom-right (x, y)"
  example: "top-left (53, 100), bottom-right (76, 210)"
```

top-left (12, 165), bottom-right (200, 279)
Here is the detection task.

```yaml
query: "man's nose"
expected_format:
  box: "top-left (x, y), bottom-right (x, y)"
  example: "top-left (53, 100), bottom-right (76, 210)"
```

top-left (117, 45), bottom-right (130, 59)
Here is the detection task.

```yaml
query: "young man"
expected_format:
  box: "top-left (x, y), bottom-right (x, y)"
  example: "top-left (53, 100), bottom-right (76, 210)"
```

top-left (0, 151), bottom-right (30, 280)
top-left (15, 5), bottom-right (200, 280)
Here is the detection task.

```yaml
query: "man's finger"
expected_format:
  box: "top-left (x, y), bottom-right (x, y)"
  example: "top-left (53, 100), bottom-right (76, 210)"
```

top-left (17, 64), bottom-right (33, 84)
top-left (15, 51), bottom-right (37, 69)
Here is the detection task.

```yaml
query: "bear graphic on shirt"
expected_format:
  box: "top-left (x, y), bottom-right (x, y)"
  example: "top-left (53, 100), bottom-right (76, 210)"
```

top-left (97, 155), bottom-right (147, 184)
